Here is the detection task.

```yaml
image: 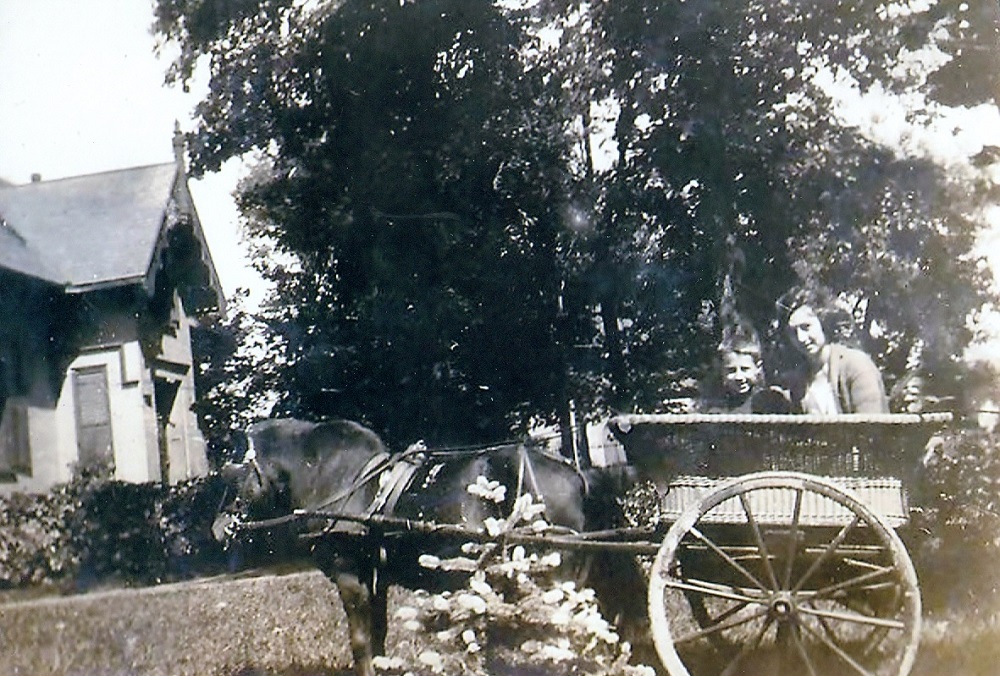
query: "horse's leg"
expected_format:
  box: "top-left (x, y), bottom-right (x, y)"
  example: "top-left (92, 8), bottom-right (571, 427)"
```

top-left (586, 550), bottom-right (656, 663)
top-left (333, 565), bottom-right (377, 676)
top-left (317, 541), bottom-right (377, 676)
top-left (371, 563), bottom-right (389, 656)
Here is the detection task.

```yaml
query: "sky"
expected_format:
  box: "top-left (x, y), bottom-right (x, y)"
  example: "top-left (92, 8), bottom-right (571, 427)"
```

top-left (0, 0), bottom-right (262, 305)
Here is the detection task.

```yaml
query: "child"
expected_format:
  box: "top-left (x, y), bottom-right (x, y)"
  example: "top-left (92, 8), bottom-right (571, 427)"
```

top-left (703, 323), bottom-right (790, 413)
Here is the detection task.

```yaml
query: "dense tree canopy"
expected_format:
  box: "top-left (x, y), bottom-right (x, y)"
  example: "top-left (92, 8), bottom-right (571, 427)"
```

top-left (160, 0), bottom-right (1000, 450)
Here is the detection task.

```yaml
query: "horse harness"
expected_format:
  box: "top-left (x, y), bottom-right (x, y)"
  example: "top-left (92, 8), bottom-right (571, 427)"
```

top-left (306, 441), bottom-right (588, 533)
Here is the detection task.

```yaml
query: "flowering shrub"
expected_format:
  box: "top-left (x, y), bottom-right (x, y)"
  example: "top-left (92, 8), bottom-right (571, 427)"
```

top-left (380, 486), bottom-right (654, 675)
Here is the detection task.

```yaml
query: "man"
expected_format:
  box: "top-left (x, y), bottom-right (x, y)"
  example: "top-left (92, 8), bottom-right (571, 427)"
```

top-left (776, 286), bottom-right (888, 414)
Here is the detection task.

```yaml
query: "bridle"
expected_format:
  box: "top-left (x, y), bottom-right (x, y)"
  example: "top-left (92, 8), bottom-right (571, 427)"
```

top-left (242, 439), bottom-right (269, 496)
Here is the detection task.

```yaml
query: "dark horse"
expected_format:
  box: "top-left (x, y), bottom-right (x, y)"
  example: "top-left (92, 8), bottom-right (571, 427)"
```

top-left (212, 418), bottom-right (646, 676)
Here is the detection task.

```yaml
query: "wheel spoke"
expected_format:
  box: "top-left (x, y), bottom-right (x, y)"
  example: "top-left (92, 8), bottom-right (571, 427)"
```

top-left (797, 604), bottom-right (905, 630)
top-left (711, 599), bottom-right (752, 626)
top-left (663, 578), bottom-right (762, 605)
top-left (792, 514), bottom-right (861, 593)
top-left (740, 492), bottom-right (779, 590)
top-left (720, 616), bottom-right (774, 676)
top-left (806, 565), bottom-right (896, 601)
top-left (683, 576), bottom-right (759, 598)
top-left (799, 614), bottom-right (878, 676)
top-left (689, 525), bottom-right (768, 592)
top-left (790, 623), bottom-right (819, 676)
top-left (674, 604), bottom-right (770, 645)
top-left (808, 602), bottom-right (840, 645)
top-left (783, 488), bottom-right (804, 589)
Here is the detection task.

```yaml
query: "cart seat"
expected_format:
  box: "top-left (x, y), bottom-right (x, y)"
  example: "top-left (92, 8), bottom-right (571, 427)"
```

top-left (609, 413), bottom-right (952, 527)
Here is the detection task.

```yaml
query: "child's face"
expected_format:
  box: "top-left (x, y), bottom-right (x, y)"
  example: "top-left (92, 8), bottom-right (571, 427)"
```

top-left (721, 351), bottom-right (762, 397)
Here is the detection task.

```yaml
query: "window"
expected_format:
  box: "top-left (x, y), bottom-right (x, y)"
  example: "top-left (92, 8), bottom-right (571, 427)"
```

top-left (0, 401), bottom-right (30, 479)
top-left (73, 366), bottom-right (114, 469)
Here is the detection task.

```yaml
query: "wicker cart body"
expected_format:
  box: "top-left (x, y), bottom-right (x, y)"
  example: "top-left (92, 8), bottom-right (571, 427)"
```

top-left (608, 412), bottom-right (952, 676)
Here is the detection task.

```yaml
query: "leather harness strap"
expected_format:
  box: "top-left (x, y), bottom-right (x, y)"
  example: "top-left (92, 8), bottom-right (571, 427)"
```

top-left (364, 453), bottom-right (424, 517)
top-left (310, 451), bottom-right (392, 513)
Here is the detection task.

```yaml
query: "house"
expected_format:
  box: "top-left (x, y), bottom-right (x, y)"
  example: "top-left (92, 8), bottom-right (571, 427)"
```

top-left (0, 144), bottom-right (223, 493)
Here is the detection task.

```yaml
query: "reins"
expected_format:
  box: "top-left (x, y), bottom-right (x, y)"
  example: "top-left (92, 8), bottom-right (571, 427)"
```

top-left (228, 433), bottom-right (593, 534)
top-left (303, 439), bottom-right (522, 516)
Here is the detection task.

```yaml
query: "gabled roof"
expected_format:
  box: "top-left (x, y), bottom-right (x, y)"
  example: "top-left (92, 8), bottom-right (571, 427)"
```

top-left (0, 219), bottom-right (60, 282)
top-left (0, 163), bottom-right (223, 310)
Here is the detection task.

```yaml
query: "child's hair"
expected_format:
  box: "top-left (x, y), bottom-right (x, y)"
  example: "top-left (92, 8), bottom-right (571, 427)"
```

top-left (718, 320), bottom-right (762, 360)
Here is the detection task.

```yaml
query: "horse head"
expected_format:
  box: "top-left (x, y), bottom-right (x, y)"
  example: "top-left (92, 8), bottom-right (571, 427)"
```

top-left (209, 422), bottom-right (304, 543)
top-left (212, 419), bottom-right (389, 544)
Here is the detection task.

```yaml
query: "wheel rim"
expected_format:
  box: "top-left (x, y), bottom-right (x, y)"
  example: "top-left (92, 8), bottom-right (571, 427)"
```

top-left (648, 471), bottom-right (921, 676)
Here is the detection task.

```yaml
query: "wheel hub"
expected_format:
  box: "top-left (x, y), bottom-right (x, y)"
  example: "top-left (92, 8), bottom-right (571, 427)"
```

top-left (769, 593), bottom-right (796, 621)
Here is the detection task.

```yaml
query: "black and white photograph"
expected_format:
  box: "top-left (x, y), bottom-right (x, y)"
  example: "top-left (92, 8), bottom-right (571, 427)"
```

top-left (1, 1), bottom-right (1000, 674)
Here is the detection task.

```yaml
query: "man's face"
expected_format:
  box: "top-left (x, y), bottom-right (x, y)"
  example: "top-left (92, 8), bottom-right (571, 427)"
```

top-left (787, 305), bottom-right (827, 358)
top-left (721, 351), bottom-right (762, 397)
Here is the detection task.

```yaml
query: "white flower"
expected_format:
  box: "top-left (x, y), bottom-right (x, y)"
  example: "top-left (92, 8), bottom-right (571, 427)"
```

top-left (395, 606), bottom-right (419, 621)
top-left (467, 475), bottom-right (507, 503)
top-left (530, 519), bottom-right (549, 532)
top-left (628, 666), bottom-right (657, 676)
top-left (461, 629), bottom-right (477, 645)
top-left (418, 650), bottom-right (445, 672)
top-left (550, 608), bottom-right (572, 625)
top-left (541, 588), bottom-right (564, 604)
top-left (484, 517), bottom-right (506, 536)
top-left (436, 556), bottom-right (477, 572)
top-left (372, 656), bottom-right (405, 670)
top-left (538, 552), bottom-right (561, 568)
top-left (538, 642), bottom-right (576, 662)
top-left (456, 593), bottom-right (488, 614)
top-left (418, 554), bottom-right (441, 569)
top-left (469, 573), bottom-right (492, 597)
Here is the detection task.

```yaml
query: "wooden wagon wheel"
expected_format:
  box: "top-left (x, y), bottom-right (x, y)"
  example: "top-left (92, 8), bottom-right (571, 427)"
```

top-left (648, 471), bottom-right (921, 676)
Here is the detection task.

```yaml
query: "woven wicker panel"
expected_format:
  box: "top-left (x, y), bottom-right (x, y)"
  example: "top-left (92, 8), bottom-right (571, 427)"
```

top-left (659, 475), bottom-right (908, 528)
top-left (609, 413), bottom-right (951, 483)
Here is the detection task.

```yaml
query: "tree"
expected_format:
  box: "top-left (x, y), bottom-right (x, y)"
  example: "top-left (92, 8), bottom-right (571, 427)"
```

top-left (162, 0), bottom-right (999, 448)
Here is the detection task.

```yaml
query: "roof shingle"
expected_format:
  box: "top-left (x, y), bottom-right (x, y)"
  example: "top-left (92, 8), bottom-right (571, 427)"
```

top-left (0, 163), bottom-right (179, 288)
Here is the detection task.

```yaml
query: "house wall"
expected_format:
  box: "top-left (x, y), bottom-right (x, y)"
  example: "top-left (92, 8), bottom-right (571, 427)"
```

top-left (0, 288), bottom-right (209, 495)
top-left (155, 290), bottom-right (209, 483)
top-left (0, 278), bottom-right (62, 492)
top-left (2, 344), bottom-right (158, 494)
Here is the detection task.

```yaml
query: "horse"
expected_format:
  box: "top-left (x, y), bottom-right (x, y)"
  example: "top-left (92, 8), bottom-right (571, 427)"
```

top-left (212, 418), bottom-right (647, 676)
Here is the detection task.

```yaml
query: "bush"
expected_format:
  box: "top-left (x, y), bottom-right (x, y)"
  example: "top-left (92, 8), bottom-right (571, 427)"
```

top-left (0, 470), bottom-right (229, 590)
top-left (381, 493), bottom-right (654, 675)
top-left (912, 426), bottom-right (1000, 612)
top-left (0, 488), bottom-right (77, 587)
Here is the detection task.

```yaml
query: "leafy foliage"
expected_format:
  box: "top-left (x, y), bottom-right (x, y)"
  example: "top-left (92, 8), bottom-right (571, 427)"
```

top-left (380, 491), bottom-right (652, 674)
top-left (163, 0), bottom-right (999, 447)
top-left (914, 426), bottom-right (1000, 611)
top-left (0, 471), bottom-right (228, 589)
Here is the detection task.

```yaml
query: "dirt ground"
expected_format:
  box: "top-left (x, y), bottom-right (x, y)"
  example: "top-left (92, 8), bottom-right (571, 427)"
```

top-left (0, 568), bottom-right (998, 675)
